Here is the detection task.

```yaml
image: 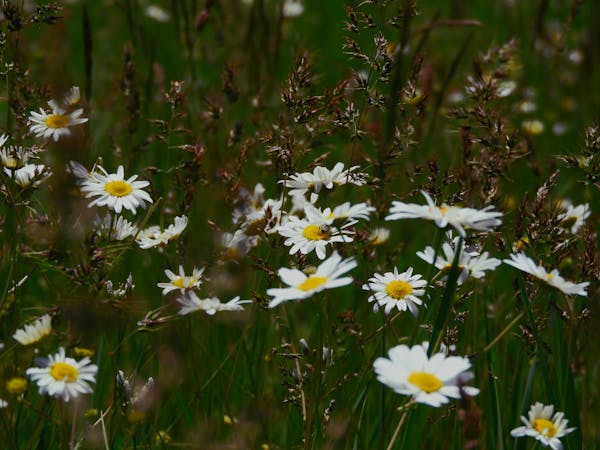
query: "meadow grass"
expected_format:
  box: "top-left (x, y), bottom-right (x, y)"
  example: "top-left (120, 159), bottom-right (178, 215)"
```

top-left (0, 0), bottom-right (598, 449)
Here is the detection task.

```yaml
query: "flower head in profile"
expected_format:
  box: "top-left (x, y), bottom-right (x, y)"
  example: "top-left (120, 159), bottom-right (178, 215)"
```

top-left (13, 314), bottom-right (52, 345)
top-left (177, 293), bottom-right (251, 316)
top-left (220, 229), bottom-right (254, 260)
top-left (386, 191), bottom-right (502, 237)
top-left (417, 233), bottom-right (501, 285)
top-left (280, 162), bottom-right (367, 197)
top-left (510, 402), bottom-right (575, 450)
top-left (80, 165), bottom-right (152, 214)
top-left (557, 200), bottom-right (590, 234)
top-left (362, 267), bottom-right (427, 316)
top-left (373, 343), bottom-right (479, 407)
top-left (4, 163), bottom-right (52, 188)
top-left (504, 252), bottom-right (589, 297)
top-left (136, 215), bottom-right (188, 249)
top-left (29, 99), bottom-right (87, 142)
top-left (278, 204), bottom-right (354, 260)
top-left (157, 265), bottom-right (204, 295)
top-left (94, 214), bottom-right (138, 241)
top-left (26, 347), bottom-right (98, 402)
top-left (267, 251), bottom-right (357, 308)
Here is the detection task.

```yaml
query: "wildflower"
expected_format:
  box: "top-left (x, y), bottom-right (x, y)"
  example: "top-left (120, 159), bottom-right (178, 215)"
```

top-left (29, 99), bottom-right (87, 141)
top-left (6, 377), bottom-right (28, 395)
top-left (510, 402), bottom-right (575, 450)
top-left (220, 229), bottom-right (254, 260)
top-left (26, 347), bottom-right (98, 402)
top-left (327, 202), bottom-right (375, 222)
top-left (80, 165), bottom-right (152, 214)
top-left (145, 4), bottom-right (171, 22)
top-left (362, 267), bottom-right (427, 316)
top-left (0, 399), bottom-right (6, 408)
top-left (280, 162), bottom-right (366, 197)
top-left (373, 343), bottom-right (479, 407)
top-left (557, 200), bottom-right (590, 234)
top-left (177, 293), bottom-right (251, 316)
top-left (368, 227), bottom-right (390, 245)
top-left (282, 0), bottom-right (304, 17)
top-left (94, 214), bottom-right (138, 241)
top-left (386, 191), bottom-right (502, 237)
top-left (503, 252), bottom-right (589, 296)
top-left (4, 163), bottom-right (51, 188)
top-left (416, 234), bottom-right (501, 285)
top-left (157, 265), bottom-right (204, 295)
top-left (233, 184), bottom-right (283, 236)
top-left (136, 215), bottom-right (188, 249)
top-left (62, 86), bottom-right (81, 106)
top-left (278, 204), bottom-right (355, 260)
top-left (13, 314), bottom-right (52, 345)
top-left (0, 145), bottom-right (31, 170)
top-left (267, 251), bottom-right (357, 308)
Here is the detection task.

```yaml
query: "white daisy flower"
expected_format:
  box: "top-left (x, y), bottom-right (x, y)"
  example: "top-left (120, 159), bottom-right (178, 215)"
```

top-left (62, 86), bottom-right (81, 106)
top-left (368, 227), bottom-right (391, 245)
top-left (13, 314), bottom-right (52, 345)
top-left (136, 215), bottom-right (188, 249)
top-left (157, 265), bottom-right (204, 295)
top-left (327, 202), bottom-right (375, 222)
top-left (280, 162), bottom-right (367, 197)
top-left (80, 165), bottom-right (152, 214)
top-left (503, 252), bottom-right (589, 297)
top-left (278, 204), bottom-right (355, 260)
top-left (0, 146), bottom-right (31, 170)
top-left (26, 347), bottom-right (98, 402)
top-left (373, 343), bottom-right (479, 407)
top-left (557, 200), bottom-right (590, 234)
top-left (416, 234), bottom-right (501, 285)
top-left (145, 4), bottom-right (171, 22)
top-left (233, 184), bottom-right (283, 236)
top-left (220, 229), bottom-right (255, 260)
top-left (4, 163), bottom-right (51, 188)
top-left (362, 267), bottom-right (427, 316)
top-left (177, 293), bottom-right (251, 316)
top-left (386, 191), bottom-right (503, 237)
top-left (29, 99), bottom-right (88, 141)
top-left (267, 251), bottom-right (357, 308)
top-left (94, 214), bottom-right (138, 241)
top-left (510, 402), bottom-right (576, 450)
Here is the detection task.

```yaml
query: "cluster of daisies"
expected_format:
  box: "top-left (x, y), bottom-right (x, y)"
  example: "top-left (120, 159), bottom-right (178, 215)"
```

top-left (3, 84), bottom-right (591, 449)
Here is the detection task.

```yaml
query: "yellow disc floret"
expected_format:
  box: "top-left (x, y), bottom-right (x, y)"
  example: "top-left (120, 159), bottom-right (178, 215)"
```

top-left (385, 280), bottom-right (413, 299)
top-left (533, 418), bottom-right (557, 437)
top-left (407, 371), bottom-right (443, 393)
top-left (302, 224), bottom-right (332, 241)
top-left (50, 362), bottom-right (79, 383)
top-left (298, 276), bottom-right (328, 291)
top-left (44, 114), bottom-right (69, 129)
top-left (104, 180), bottom-right (133, 197)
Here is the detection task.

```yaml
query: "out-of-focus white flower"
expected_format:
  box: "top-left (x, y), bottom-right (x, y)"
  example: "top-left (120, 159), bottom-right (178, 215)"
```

top-left (13, 314), bottom-right (52, 345)
top-left (4, 163), bottom-right (51, 188)
top-left (177, 293), bottom-right (251, 316)
top-left (510, 402), bottom-right (575, 450)
top-left (503, 252), bottom-right (589, 297)
top-left (29, 99), bottom-right (87, 141)
top-left (557, 200), bottom-right (590, 234)
top-left (145, 4), bottom-right (171, 22)
top-left (137, 216), bottom-right (188, 249)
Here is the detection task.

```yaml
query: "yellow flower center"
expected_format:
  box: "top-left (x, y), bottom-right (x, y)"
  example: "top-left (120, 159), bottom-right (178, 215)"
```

top-left (298, 276), bottom-right (328, 291)
top-left (545, 273), bottom-right (554, 281)
top-left (385, 280), bottom-right (413, 299)
top-left (440, 206), bottom-right (448, 215)
top-left (172, 277), bottom-right (186, 288)
top-left (50, 362), bottom-right (79, 383)
top-left (44, 114), bottom-right (69, 129)
top-left (533, 418), bottom-right (557, 437)
top-left (6, 377), bottom-right (28, 394)
top-left (104, 180), bottom-right (133, 197)
top-left (407, 372), bottom-right (443, 393)
top-left (302, 224), bottom-right (332, 241)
